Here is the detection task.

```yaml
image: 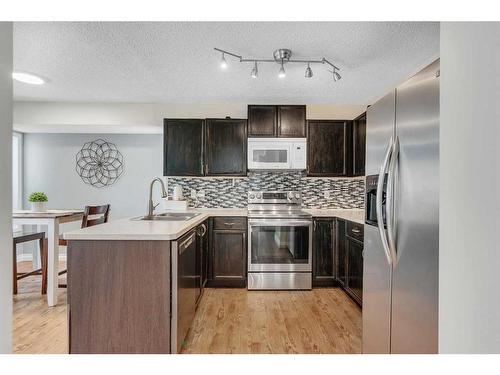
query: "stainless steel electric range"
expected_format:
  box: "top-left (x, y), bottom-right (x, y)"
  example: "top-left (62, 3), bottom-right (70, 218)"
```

top-left (247, 191), bottom-right (312, 290)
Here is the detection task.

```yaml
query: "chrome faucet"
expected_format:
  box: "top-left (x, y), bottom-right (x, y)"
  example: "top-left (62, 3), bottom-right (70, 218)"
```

top-left (147, 177), bottom-right (168, 218)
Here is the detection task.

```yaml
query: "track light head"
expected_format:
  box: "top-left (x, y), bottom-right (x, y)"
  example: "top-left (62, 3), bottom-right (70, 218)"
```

top-left (278, 61), bottom-right (286, 78)
top-left (328, 68), bottom-right (342, 81)
top-left (333, 69), bottom-right (341, 81)
top-left (220, 53), bottom-right (228, 69)
top-left (251, 61), bottom-right (258, 78)
top-left (305, 63), bottom-right (313, 78)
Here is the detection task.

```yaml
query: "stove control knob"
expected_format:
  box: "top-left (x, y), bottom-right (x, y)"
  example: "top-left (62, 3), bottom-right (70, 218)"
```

top-left (256, 192), bottom-right (262, 199)
top-left (288, 192), bottom-right (294, 199)
top-left (295, 193), bottom-right (301, 199)
top-left (249, 193), bottom-right (255, 200)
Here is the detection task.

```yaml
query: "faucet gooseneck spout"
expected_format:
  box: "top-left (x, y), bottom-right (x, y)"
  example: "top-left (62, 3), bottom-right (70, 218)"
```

top-left (147, 177), bottom-right (168, 218)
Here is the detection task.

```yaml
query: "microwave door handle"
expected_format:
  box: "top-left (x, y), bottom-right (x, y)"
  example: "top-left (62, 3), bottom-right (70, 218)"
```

top-left (386, 136), bottom-right (399, 265)
top-left (376, 136), bottom-right (393, 266)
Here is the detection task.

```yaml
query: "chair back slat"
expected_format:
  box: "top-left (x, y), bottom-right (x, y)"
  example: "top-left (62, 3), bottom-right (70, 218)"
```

top-left (81, 204), bottom-right (110, 228)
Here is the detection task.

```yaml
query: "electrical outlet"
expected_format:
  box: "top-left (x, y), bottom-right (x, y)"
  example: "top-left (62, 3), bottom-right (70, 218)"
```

top-left (324, 191), bottom-right (331, 199)
top-left (198, 190), bottom-right (206, 198)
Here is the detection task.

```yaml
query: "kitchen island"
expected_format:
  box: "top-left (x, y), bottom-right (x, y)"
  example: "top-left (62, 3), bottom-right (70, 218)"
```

top-left (64, 208), bottom-right (364, 354)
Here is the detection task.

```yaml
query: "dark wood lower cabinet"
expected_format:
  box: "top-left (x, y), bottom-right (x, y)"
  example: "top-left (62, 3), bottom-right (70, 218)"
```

top-left (312, 217), bottom-right (363, 305)
top-left (336, 219), bottom-right (348, 288)
top-left (346, 236), bottom-right (363, 305)
top-left (207, 217), bottom-right (247, 288)
top-left (312, 218), bottom-right (336, 287)
top-left (335, 218), bottom-right (364, 307)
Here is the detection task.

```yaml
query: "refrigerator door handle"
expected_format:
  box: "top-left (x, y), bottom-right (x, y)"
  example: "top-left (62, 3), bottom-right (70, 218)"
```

top-left (376, 136), bottom-right (393, 266)
top-left (387, 136), bottom-right (399, 265)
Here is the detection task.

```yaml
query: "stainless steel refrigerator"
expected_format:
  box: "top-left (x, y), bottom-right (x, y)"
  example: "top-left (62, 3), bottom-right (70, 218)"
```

top-left (363, 59), bottom-right (439, 354)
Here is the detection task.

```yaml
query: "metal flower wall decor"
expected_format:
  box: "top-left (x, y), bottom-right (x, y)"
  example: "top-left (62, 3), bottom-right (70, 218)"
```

top-left (76, 139), bottom-right (124, 188)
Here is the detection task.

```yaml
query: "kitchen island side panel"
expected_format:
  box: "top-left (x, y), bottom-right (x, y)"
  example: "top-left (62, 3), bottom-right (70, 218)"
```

top-left (68, 240), bottom-right (171, 354)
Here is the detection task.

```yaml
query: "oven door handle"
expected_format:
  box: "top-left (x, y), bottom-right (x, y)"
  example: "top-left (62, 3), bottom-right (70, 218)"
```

top-left (248, 219), bottom-right (312, 227)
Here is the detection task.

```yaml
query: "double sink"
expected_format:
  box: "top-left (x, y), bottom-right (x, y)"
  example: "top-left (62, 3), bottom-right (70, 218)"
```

top-left (134, 212), bottom-right (201, 222)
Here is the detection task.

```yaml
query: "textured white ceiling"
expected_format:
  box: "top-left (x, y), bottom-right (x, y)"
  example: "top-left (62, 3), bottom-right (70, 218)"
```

top-left (13, 22), bottom-right (439, 104)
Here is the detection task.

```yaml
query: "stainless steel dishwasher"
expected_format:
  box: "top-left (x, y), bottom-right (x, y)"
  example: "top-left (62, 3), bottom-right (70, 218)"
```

top-left (171, 228), bottom-right (197, 353)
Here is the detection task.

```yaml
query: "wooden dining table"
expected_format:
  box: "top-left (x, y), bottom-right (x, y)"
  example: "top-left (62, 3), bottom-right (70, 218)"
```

top-left (13, 210), bottom-right (84, 306)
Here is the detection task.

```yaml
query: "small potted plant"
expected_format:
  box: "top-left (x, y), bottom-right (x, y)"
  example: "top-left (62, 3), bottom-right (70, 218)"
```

top-left (28, 192), bottom-right (48, 212)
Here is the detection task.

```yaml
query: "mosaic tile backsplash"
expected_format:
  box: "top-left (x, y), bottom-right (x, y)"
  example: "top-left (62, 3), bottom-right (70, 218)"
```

top-left (167, 172), bottom-right (365, 209)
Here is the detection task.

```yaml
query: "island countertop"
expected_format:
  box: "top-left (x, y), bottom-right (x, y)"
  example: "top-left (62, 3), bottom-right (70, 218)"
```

top-left (64, 208), bottom-right (364, 241)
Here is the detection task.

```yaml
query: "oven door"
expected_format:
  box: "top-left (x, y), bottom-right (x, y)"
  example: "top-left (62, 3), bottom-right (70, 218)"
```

top-left (248, 219), bottom-right (312, 272)
top-left (247, 142), bottom-right (291, 169)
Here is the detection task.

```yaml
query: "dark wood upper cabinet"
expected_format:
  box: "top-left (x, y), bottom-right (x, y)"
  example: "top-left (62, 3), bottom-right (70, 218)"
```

top-left (163, 119), bottom-right (204, 176)
top-left (312, 218), bottom-right (336, 287)
top-left (307, 120), bottom-right (350, 177)
top-left (278, 105), bottom-right (306, 137)
top-left (352, 112), bottom-right (366, 176)
top-left (205, 118), bottom-right (247, 176)
top-left (248, 105), bottom-right (277, 137)
top-left (248, 105), bottom-right (306, 138)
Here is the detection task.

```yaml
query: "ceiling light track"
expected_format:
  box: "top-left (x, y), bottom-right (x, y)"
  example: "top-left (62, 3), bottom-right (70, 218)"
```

top-left (214, 47), bottom-right (341, 81)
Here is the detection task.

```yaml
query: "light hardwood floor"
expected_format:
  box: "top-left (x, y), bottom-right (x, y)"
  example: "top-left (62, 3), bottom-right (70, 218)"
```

top-left (182, 288), bottom-right (362, 354)
top-left (13, 261), bottom-right (361, 354)
top-left (13, 261), bottom-right (68, 354)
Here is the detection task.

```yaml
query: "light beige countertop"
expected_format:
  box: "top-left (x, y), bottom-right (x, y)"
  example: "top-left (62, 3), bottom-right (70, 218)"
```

top-left (64, 208), bottom-right (364, 241)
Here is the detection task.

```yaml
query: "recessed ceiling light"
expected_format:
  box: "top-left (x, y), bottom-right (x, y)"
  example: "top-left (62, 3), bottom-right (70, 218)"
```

top-left (12, 71), bottom-right (45, 85)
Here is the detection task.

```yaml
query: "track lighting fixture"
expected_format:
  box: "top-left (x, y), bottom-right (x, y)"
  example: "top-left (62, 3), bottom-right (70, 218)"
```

top-left (278, 61), bottom-right (286, 78)
top-left (251, 61), bottom-right (258, 78)
top-left (305, 62), bottom-right (313, 78)
top-left (220, 52), bottom-right (228, 69)
top-left (214, 47), bottom-right (341, 82)
top-left (332, 68), bottom-right (341, 81)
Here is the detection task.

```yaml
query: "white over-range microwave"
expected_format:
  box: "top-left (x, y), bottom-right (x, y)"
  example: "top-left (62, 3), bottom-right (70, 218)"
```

top-left (247, 138), bottom-right (307, 170)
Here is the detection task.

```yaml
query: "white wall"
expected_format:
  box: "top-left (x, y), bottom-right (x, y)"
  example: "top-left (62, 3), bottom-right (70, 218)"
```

top-left (13, 101), bottom-right (367, 134)
top-left (0, 22), bottom-right (13, 354)
top-left (439, 22), bottom-right (500, 353)
top-left (24, 134), bottom-right (163, 226)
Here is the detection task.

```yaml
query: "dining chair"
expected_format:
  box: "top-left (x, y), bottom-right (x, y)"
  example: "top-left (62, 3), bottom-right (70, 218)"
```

top-left (58, 204), bottom-right (110, 287)
top-left (13, 231), bottom-right (48, 294)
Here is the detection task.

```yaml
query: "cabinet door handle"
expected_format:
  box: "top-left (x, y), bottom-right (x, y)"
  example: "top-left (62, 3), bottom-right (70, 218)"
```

top-left (224, 222), bottom-right (235, 226)
top-left (197, 223), bottom-right (207, 237)
top-left (351, 228), bottom-right (361, 234)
